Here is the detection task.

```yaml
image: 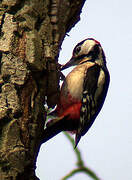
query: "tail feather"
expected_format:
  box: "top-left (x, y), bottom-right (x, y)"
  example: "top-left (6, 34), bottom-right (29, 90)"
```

top-left (41, 115), bottom-right (79, 144)
top-left (42, 119), bottom-right (63, 144)
top-left (75, 133), bottom-right (81, 148)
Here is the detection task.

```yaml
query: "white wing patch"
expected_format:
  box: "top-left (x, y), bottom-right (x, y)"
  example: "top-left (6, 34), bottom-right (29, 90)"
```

top-left (95, 69), bottom-right (105, 100)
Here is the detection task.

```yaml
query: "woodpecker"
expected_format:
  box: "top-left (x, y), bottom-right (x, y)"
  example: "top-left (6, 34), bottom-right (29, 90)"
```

top-left (43, 38), bottom-right (110, 147)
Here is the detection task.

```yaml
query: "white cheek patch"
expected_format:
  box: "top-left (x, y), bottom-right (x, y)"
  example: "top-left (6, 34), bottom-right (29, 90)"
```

top-left (81, 40), bottom-right (96, 55)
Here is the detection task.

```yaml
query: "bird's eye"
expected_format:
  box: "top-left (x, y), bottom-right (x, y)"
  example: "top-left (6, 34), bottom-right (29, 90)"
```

top-left (75, 46), bottom-right (81, 54)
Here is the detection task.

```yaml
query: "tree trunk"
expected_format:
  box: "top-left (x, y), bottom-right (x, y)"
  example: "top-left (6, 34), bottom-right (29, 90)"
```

top-left (0, 0), bottom-right (86, 179)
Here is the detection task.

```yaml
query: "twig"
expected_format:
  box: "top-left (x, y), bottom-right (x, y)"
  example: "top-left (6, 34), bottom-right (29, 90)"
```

top-left (62, 132), bottom-right (101, 180)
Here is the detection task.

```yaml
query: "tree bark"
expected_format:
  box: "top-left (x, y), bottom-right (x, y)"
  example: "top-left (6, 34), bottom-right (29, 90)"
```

top-left (0, 0), bottom-right (86, 179)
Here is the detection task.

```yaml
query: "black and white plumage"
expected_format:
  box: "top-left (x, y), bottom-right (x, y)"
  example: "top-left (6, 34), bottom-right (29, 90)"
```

top-left (43, 38), bottom-right (110, 147)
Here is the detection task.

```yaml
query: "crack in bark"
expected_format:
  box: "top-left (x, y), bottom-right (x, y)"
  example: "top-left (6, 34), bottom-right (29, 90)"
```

top-left (0, 13), bottom-right (5, 37)
top-left (5, 0), bottom-right (26, 15)
top-left (0, 52), bottom-right (2, 75)
top-left (34, 16), bottom-right (45, 31)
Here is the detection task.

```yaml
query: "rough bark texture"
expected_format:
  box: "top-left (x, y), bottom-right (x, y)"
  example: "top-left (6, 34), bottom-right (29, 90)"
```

top-left (0, 0), bottom-right (86, 179)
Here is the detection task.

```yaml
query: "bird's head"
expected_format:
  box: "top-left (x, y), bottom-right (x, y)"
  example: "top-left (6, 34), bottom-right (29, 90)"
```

top-left (61, 38), bottom-right (106, 70)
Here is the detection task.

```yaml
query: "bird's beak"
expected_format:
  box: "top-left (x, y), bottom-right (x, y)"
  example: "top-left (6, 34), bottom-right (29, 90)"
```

top-left (61, 57), bottom-right (76, 71)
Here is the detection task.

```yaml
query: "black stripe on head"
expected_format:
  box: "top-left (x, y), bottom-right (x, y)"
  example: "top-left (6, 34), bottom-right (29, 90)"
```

top-left (73, 38), bottom-right (103, 63)
top-left (75, 44), bottom-right (100, 62)
top-left (87, 38), bottom-right (101, 45)
top-left (73, 38), bottom-right (97, 55)
top-left (74, 38), bottom-right (101, 52)
top-left (75, 39), bottom-right (88, 47)
top-left (90, 44), bottom-right (100, 59)
top-left (73, 39), bottom-right (87, 55)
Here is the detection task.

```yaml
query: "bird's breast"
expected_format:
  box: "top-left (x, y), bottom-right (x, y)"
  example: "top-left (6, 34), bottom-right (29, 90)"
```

top-left (62, 62), bottom-right (95, 101)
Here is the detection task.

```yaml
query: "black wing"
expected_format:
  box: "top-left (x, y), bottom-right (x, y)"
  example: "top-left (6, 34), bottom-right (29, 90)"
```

top-left (75, 64), bottom-right (110, 146)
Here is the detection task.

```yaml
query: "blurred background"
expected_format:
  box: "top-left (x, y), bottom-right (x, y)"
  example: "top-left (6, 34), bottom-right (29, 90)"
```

top-left (36, 0), bottom-right (132, 179)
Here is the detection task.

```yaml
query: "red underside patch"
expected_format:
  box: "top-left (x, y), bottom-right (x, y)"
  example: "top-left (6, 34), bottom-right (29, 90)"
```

top-left (59, 103), bottom-right (82, 120)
